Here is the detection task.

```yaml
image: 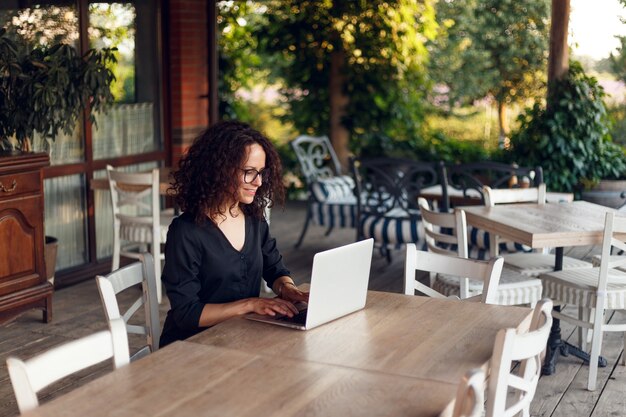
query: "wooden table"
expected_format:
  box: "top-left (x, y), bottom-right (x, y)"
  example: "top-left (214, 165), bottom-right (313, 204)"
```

top-left (462, 201), bottom-right (611, 255)
top-left (90, 167), bottom-right (172, 195)
top-left (462, 201), bottom-right (614, 374)
top-left (24, 292), bottom-right (532, 417)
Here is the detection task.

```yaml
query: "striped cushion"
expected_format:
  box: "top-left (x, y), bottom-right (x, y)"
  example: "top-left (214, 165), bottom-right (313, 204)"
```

top-left (467, 225), bottom-right (532, 260)
top-left (433, 267), bottom-right (543, 306)
top-left (310, 175), bottom-right (356, 202)
top-left (360, 210), bottom-right (426, 249)
top-left (541, 268), bottom-right (626, 309)
top-left (311, 201), bottom-right (358, 228)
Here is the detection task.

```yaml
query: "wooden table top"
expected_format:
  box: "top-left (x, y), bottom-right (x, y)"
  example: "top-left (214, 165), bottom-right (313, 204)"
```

top-left (462, 201), bottom-right (614, 249)
top-left (90, 167), bottom-right (172, 195)
top-left (24, 292), bottom-right (532, 417)
top-left (190, 291), bottom-right (532, 385)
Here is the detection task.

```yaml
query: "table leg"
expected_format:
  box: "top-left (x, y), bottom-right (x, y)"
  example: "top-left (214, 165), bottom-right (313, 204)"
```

top-left (542, 247), bottom-right (607, 375)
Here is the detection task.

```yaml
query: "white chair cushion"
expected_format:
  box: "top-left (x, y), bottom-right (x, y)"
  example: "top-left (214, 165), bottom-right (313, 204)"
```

top-left (433, 267), bottom-right (543, 306)
top-left (310, 175), bottom-right (356, 203)
top-left (503, 253), bottom-right (592, 276)
top-left (120, 214), bottom-right (174, 243)
top-left (541, 267), bottom-right (626, 309)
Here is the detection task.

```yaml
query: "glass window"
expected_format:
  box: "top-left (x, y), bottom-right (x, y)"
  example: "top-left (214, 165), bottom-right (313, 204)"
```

top-left (89, 2), bottom-right (162, 159)
top-left (44, 174), bottom-right (88, 270)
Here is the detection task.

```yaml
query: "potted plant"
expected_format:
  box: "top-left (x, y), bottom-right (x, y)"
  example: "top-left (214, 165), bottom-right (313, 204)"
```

top-left (0, 27), bottom-right (116, 291)
top-left (506, 61), bottom-right (626, 203)
top-left (0, 28), bottom-right (116, 152)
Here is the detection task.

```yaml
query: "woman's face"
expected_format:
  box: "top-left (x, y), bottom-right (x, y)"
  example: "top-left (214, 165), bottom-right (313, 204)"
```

top-left (237, 143), bottom-right (266, 205)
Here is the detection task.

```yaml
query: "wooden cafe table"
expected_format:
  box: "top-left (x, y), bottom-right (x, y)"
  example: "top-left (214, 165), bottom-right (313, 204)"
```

top-left (22, 292), bottom-right (532, 417)
top-left (461, 200), bottom-right (614, 374)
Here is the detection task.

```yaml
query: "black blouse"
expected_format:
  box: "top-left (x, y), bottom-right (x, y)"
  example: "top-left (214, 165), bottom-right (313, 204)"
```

top-left (159, 212), bottom-right (290, 346)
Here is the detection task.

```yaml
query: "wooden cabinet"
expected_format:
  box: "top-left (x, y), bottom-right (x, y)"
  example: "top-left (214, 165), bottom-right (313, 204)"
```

top-left (0, 152), bottom-right (52, 324)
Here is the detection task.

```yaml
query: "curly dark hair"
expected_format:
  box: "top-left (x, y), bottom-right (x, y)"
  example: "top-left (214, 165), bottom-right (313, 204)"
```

top-left (171, 121), bottom-right (285, 224)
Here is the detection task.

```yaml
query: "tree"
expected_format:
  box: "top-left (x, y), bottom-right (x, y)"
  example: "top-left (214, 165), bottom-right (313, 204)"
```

top-left (429, 0), bottom-right (550, 146)
top-left (257, 0), bottom-right (437, 169)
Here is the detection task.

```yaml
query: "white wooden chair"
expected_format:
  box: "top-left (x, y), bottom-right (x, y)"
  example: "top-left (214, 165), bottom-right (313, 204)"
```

top-left (404, 243), bottom-right (503, 304)
top-left (483, 184), bottom-right (592, 276)
top-left (96, 252), bottom-right (160, 361)
top-left (452, 369), bottom-right (485, 417)
top-left (107, 165), bottom-right (176, 302)
top-left (419, 197), bottom-right (543, 306)
top-left (486, 298), bottom-right (553, 417)
top-left (540, 211), bottom-right (626, 390)
top-left (6, 318), bottom-right (129, 414)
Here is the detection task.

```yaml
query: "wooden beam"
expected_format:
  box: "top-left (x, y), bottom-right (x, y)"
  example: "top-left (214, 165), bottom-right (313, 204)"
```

top-left (548, 0), bottom-right (570, 84)
top-left (208, 0), bottom-right (219, 126)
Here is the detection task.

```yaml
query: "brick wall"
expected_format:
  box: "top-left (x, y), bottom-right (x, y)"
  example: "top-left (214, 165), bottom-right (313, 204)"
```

top-left (168, 0), bottom-right (210, 165)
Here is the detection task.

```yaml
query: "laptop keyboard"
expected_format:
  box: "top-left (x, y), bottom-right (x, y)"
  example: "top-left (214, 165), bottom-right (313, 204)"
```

top-left (276, 309), bottom-right (308, 325)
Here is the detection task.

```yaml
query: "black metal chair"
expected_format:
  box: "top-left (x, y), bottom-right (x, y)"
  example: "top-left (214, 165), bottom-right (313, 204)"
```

top-left (445, 162), bottom-right (543, 259)
top-left (291, 135), bottom-right (358, 248)
top-left (350, 156), bottom-right (449, 262)
top-left (446, 161), bottom-right (543, 206)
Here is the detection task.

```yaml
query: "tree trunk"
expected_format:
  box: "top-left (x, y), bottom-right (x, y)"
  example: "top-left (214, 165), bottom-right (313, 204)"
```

top-left (548, 0), bottom-right (570, 90)
top-left (329, 47), bottom-right (350, 173)
top-left (497, 100), bottom-right (509, 148)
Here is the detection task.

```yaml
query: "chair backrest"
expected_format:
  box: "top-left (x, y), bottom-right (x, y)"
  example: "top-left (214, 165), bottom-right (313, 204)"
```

top-left (418, 198), bottom-right (475, 298)
top-left (107, 164), bottom-right (160, 227)
top-left (483, 183), bottom-right (547, 206)
top-left (6, 318), bottom-right (129, 413)
top-left (486, 298), bottom-right (553, 417)
top-left (447, 162), bottom-right (543, 205)
top-left (452, 369), bottom-right (486, 417)
top-left (96, 252), bottom-right (160, 360)
top-left (351, 157), bottom-right (449, 221)
top-left (290, 135), bottom-right (342, 184)
top-left (418, 197), bottom-right (468, 258)
top-left (404, 243), bottom-right (504, 304)
top-left (598, 212), bottom-right (626, 292)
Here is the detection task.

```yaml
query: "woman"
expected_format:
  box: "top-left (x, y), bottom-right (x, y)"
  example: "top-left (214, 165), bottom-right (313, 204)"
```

top-left (159, 121), bottom-right (308, 347)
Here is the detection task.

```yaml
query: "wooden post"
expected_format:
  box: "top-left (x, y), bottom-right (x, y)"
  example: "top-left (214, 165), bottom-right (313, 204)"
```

top-left (329, 47), bottom-right (350, 173)
top-left (548, 0), bottom-right (570, 85)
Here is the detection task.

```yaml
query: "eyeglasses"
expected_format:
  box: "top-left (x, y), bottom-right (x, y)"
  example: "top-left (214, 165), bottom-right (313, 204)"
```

top-left (241, 168), bottom-right (270, 184)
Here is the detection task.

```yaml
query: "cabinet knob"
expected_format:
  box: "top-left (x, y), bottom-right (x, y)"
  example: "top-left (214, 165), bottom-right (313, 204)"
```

top-left (0, 179), bottom-right (17, 193)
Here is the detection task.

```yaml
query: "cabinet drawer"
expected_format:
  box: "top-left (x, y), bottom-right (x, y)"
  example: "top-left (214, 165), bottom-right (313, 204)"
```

top-left (0, 171), bottom-right (41, 200)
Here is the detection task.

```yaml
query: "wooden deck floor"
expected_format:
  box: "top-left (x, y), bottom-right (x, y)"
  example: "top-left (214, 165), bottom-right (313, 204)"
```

top-left (1, 200), bottom-right (624, 416)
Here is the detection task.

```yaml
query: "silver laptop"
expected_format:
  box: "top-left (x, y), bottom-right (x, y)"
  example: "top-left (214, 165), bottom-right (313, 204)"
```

top-left (246, 238), bottom-right (374, 330)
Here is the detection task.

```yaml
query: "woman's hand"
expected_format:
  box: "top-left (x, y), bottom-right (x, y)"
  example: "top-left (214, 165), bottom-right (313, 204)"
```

top-left (248, 297), bottom-right (299, 317)
top-left (279, 283), bottom-right (309, 303)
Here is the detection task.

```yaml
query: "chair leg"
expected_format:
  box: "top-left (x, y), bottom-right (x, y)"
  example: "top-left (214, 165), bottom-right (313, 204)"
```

top-left (324, 225), bottom-right (334, 236)
top-left (588, 307), bottom-right (605, 391)
top-left (294, 205), bottom-right (313, 249)
top-left (112, 226), bottom-right (121, 272)
top-left (152, 241), bottom-right (162, 304)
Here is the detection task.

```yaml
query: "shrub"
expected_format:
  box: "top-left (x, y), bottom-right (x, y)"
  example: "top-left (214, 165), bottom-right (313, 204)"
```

top-left (507, 62), bottom-right (626, 193)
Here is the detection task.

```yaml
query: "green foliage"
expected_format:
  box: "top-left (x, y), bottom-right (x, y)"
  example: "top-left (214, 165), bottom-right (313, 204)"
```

top-left (217, 1), bottom-right (271, 120)
top-left (608, 103), bottom-right (626, 147)
top-left (256, 0), bottom-right (436, 143)
top-left (429, 0), bottom-right (549, 138)
top-left (353, 130), bottom-right (490, 164)
top-left (0, 28), bottom-right (116, 151)
top-left (508, 62), bottom-right (626, 193)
